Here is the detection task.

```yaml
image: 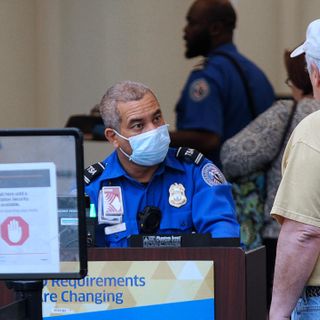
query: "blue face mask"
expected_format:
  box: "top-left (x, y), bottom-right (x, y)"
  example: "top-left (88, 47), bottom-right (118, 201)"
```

top-left (114, 124), bottom-right (171, 166)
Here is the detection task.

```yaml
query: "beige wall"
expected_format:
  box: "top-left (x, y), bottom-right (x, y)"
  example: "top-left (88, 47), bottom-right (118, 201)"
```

top-left (1, 0), bottom-right (320, 134)
top-left (0, 0), bottom-right (36, 127)
top-left (38, 0), bottom-right (195, 129)
top-left (236, 0), bottom-right (320, 95)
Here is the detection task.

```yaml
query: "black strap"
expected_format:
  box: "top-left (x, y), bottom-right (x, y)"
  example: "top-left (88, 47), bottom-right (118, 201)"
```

top-left (272, 101), bottom-right (297, 162)
top-left (211, 51), bottom-right (257, 119)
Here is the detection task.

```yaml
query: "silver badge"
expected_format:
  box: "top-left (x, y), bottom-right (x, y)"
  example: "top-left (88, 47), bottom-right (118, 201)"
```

top-left (169, 183), bottom-right (187, 208)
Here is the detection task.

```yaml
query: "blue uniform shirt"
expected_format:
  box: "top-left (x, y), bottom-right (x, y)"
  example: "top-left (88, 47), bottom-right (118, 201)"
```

top-left (85, 148), bottom-right (239, 247)
top-left (176, 43), bottom-right (275, 166)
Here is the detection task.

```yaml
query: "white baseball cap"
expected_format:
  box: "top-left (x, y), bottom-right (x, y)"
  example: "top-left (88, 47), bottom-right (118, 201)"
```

top-left (291, 19), bottom-right (320, 58)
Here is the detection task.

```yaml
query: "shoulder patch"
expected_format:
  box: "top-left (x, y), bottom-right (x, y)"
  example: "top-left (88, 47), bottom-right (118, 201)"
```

top-left (189, 78), bottom-right (210, 102)
top-left (84, 162), bottom-right (105, 185)
top-left (176, 147), bottom-right (204, 165)
top-left (201, 163), bottom-right (226, 186)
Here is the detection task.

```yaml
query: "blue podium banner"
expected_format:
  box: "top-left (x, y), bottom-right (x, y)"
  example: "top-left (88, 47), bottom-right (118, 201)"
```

top-left (43, 261), bottom-right (214, 319)
top-left (44, 299), bottom-right (214, 320)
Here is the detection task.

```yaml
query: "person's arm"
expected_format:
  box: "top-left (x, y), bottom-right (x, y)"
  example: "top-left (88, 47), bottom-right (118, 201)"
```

top-left (269, 218), bottom-right (320, 320)
top-left (170, 130), bottom-right (220, 156)
top-left (173, 73), bottom-right (223, 156)
top-left (191, 161), bottom-right (239, 238)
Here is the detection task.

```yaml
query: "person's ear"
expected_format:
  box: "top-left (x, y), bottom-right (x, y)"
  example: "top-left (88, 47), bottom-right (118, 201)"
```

top-left (209, 21), bottom-right (223, 37)
top-left (104, 128), bottom-right (119, 148)
top-left (313, 64), bottom-right (320, 88)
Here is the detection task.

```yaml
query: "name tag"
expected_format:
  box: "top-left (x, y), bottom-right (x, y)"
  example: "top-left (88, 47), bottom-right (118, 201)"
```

top-left (104, 222), bottom-right (126, 235)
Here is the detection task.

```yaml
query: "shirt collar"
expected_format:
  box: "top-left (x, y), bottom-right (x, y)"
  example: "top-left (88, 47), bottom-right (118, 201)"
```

top-left (163, 148), bottom-right (185, 173)
top-left (209, 42), bottom-right (237, 56)
top-left (100, 148), bottom-right (185, 181)
top-left (100, 151), bottom-right (126, 180)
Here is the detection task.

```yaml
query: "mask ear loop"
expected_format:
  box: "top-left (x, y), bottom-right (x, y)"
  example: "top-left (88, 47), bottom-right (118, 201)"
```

top-left (119, 147), bottom-right (133, 161)
top-left (113, 130), bottom-right (133, 162)
top-left (113, 129), bottom-right (128, 141)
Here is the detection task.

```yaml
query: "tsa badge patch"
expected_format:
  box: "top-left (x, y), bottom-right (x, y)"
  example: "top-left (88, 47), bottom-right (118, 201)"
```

top-left (102, 186), bottom-right (124, 215)
top-left (169, 183), bottom-right (187, 208)
top-left (201, 163), bottom-right (226, 186)
top-left (189, 78), bottom-right (210, 102)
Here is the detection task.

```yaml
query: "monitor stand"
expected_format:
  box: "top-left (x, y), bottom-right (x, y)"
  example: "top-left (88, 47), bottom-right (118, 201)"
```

top-left (0, 280), bottom-right (43, 320)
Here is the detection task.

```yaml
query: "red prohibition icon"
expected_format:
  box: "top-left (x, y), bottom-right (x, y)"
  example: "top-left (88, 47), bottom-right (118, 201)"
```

top-left (1, 216), bottom-right (29, 246)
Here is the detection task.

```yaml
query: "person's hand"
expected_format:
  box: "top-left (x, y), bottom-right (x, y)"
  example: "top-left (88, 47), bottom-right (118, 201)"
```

top-left (8, 219), bottom-right (22, 243)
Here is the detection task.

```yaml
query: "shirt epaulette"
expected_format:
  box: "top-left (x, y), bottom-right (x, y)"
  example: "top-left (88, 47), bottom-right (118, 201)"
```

top-left (84, 162), bottom-right (105, 185)
top-left (192, 58), bottom-right (206, 71)
top-left (175, 147), bottom-right (204, 165)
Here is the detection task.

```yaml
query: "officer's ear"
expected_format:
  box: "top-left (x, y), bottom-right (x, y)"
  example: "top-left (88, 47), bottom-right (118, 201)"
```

top-left (104, 128), bottom-right (119, 148)
top-left (313, 64), bottom-right (320, 88)
top-left (209, 21), bottom-right (223, 37)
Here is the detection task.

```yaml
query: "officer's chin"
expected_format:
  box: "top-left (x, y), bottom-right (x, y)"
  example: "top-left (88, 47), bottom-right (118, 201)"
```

top-left (132, 161), bottom-right (161, 168)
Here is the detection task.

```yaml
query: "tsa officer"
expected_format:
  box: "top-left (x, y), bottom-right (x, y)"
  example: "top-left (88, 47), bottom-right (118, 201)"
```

top-left (85, 80), bottom-right (239, 247)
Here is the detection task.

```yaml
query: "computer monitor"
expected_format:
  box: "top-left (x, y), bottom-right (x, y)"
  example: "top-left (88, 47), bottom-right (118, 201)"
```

top-left (0, 129), bottom-right (87, 280)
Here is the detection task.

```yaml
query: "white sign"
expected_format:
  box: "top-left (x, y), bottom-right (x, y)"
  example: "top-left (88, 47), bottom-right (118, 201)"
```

top-left (0, 162), bottom-right (60, 274)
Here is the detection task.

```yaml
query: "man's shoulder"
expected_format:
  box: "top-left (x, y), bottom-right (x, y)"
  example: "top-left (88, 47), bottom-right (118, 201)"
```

top-left (168, 148), bottom-right (227, 185)
top-left (196, 51), bottom-right (241, 82)
top-left (293, 109), bottom-right (320, 136)
top-left (295, 98), bottom-right (320, 122)
top-left (296, 109), bottom-right (320, 127)
top-left (173, 147), bottom-right (205, 166)
top-left (165, 148), bottom-right (205, 173)
top-left (84, 161), bottom-right (106, 186)
top-left (187, 46), bottom-right (242, 82)
top-left (208, 45), bottom-right (268, 79)
top-left (84, 152), bottom-right (115, 186)
top-left (185, 58), bottom-right (225, 98)
top-left (191, 59), bottom-right (206, 72)
top-left (285, 109), bottom-right (320, 156)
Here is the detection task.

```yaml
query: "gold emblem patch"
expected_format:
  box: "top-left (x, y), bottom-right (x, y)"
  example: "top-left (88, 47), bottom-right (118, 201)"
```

top-left (169, 183), bottom-right (187, 208)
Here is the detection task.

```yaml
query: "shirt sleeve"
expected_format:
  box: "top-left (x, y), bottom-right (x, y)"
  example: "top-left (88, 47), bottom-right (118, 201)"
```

top-left (176, 72), bottom-right (224, 136)
top-left (271, 141), bottom-right (320, 227)
top-left (191, 161), bottom-right (240, 237)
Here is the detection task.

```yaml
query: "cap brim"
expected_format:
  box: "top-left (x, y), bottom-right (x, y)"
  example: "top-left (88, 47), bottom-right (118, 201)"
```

top-left (290, 44), bottom-right (305, 57)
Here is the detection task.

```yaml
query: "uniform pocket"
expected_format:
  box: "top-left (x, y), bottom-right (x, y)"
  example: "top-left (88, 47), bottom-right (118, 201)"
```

top-left (105, 228), bottom-right (129, 247)
top-left (159, 209), bottom-right (193, 232)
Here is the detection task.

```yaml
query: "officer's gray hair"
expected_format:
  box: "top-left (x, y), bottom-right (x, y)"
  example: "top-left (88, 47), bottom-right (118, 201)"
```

top-left (306, 54), bottom-right (320, 75)
top-left (99, 80), bottom-right (154, 131)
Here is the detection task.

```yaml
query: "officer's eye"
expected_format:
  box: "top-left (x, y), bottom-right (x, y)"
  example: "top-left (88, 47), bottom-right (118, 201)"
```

top-left (153, 114), bottom-right (162, 124)
top-left (131, 123), bottom-right (144, 130)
